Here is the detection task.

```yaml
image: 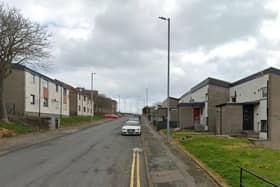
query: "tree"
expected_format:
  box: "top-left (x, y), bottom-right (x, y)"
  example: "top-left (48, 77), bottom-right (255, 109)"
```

top-left (0, 4), bottom-right (51, 122)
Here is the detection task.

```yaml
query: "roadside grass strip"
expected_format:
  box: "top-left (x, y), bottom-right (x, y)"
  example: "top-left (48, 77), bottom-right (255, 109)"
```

top-left (165, 130), bottom-right (280, 187)
top-left (0, 122), bottom-right (33, 137)
top-left (61, 114), bottom-right (104, 126)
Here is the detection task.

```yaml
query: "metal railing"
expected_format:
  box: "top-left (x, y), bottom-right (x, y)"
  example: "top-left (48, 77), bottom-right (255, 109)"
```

top-left (240, 167), bottom-right (279, 187)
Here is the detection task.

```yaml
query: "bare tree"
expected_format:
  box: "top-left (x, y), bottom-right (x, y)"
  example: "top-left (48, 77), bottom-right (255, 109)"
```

top-left (0, 4), bottom-right (51, 122)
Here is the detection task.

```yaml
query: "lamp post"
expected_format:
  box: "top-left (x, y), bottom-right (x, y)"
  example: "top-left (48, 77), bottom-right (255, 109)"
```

top-left (91, 72), bottom-right (96, 122)
top-left (158, 16), bottom-right (170, 142)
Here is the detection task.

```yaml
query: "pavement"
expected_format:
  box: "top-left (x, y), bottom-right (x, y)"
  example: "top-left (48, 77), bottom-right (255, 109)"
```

top-left (142, 122), bottom-right (218, 187)
top-left (0, 118), bottom-right (148, 187)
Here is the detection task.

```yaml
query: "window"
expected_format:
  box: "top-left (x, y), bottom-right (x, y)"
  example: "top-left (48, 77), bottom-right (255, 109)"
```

top-left (30, 94), bottom-right (35, 104)
top-left (32, 74), bottom-right (36, 84)
top-left (63, 88), bottom-right (67, 96)
top-left (83, 107), bottom-right (86, 112)
top-left (78, 94), bottom-right (81, 100)
top-left (84, 96), bottom-right (86, 101)
top-left (56, 85), bottom-right (59, 92)
top-left (261, 120), bottom-right (268, 132)
top-left (262, 87), bottom-right (268, 98)
top-left (42, 80), bottom-right (48, 88)
top-left (205, 93), bottom-right (208, 101)
top-left (43, 98), bottom-right (48, 107)
top-left (78, 105), bottom-right (81, 111)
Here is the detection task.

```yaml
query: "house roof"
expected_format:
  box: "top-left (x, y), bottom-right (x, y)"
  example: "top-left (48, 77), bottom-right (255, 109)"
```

top-left (231, 67), bottom-right (280, 86)
top-left (13, 63), bottom-right (54, 82)
top-left (178, 102), bottom-right (205, 107)
top-left (179, 78), bottom-right (231, 99)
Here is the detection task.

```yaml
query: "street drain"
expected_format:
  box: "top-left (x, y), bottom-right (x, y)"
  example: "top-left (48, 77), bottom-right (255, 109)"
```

top-left (151, 169), bottom-right (184, 183)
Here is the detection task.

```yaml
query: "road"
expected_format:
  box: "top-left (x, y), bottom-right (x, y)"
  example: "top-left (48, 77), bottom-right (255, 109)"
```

top-left (0, 118), bottom-right (147, 187)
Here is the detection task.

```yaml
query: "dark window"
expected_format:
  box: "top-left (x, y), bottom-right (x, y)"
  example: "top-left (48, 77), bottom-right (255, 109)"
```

top-left (32, 74), bottom-right (36, 84)
top-left (30, 94), bottom-right (35, 104)
top-left (83, 107), bottom-right (86, 112)
top-left (78, 105), bottom-right (81, 111)
top-left (231, 97), bottom-right (236, 102)
top-left (262, 87), bottom-right (268, 98)
top-left (78, 94), bottom-right (81, 100)
top-left (84, 96), bottom-right (86, 101)
top-left (261, 120), bottom-right (268, 132)
top-left (63, 88), bottom-right (67, 96)
top-left (43, 98), bottom-right (48, 107)
top-left (56, 85), bottom-right (59, 92)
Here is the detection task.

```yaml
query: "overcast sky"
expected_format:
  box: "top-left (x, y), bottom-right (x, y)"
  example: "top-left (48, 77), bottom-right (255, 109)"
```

top-left (6, 0), bottom-right (280, 113)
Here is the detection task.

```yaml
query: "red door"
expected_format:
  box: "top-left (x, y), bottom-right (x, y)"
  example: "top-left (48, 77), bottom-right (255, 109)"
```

top-left (193, 108), bottom-right (201, 123)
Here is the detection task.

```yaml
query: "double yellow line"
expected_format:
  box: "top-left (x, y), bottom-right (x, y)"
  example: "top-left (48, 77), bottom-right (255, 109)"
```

top-left (130, 148), bottom-right (141, 187)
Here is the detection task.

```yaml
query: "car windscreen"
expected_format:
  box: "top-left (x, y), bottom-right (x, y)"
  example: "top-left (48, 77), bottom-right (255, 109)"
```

top-left (125, 121), bottom-right (140, 126)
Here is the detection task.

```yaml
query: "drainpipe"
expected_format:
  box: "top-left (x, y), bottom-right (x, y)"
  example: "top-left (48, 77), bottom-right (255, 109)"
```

top-left (267, 79), bottom-right (270, 139)
top-left (39, 77), bottom-right (41, 117)
top-left (60, 86), bottom-right (62, 118)
top-left (220, 107), bottom-right (222, 135)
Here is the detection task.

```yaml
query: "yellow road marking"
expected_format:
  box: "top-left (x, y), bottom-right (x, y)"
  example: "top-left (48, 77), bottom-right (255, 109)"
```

top-left (136, 151), bottom-right (140, 187)
top-left (130, 151), bottom-right (136, 187)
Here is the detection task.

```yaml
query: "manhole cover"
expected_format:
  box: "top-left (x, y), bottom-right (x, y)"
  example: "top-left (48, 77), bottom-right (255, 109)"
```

top-left (151, 169), bottom-right (184, 183)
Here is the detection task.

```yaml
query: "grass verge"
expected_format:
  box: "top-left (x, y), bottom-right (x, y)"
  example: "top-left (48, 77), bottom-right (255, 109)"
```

top-left (165, 130), bottom-right (280, 187)
top-left (61, 114), bottom-right (104, 126)
top-left (0, 122), bottom-right (33, 135)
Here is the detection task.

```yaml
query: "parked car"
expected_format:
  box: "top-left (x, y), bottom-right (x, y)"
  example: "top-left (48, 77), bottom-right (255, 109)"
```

top-left (104, 114), bottom-right (119, 119)
top-left (121, 120), bottom-right (141, 136)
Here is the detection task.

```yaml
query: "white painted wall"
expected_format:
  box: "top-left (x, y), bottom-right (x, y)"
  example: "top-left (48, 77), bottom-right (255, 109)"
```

top-left (24, 71), bottom-right (70, 117)
top-left (77, 93), bottom-right (93, 116)
top-left (230, 74), bottom-right (268, 132)
top-left (179, 85), bottom-right (208, 125)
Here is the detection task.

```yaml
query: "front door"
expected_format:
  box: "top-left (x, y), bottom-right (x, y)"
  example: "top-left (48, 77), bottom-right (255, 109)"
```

top-left (193, 108), bottom-right (201, 124)
top-left (243, 105), bottom-right (254, 130)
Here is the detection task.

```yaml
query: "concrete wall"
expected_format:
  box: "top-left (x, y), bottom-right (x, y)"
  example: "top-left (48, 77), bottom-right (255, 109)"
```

top-left (266, 73), bottom-right (280, 149)
top-left (161, 98), bottom-right (178, 108)
top-left (4, 69), bottom-right (25, 115)
top-left (24, 72), bottom-right (70, 117)
top-left (69, 93), bottom-right (78, 116)
top-left (77, 93), bottom-right (93, 116)
top-left (208, 85), bottom-right (229, 132)
top-left (230, 74), bottom-right (268, 132)
top-left (216, 105), bottom-right (243, 135)
top-left (178, 106), bottom-right (193, 129)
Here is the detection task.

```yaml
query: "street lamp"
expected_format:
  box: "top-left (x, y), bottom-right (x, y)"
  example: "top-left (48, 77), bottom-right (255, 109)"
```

top-left (91, 72), bottom-right (96, 122)
top-left (158, 16), bottom-right (171, 143)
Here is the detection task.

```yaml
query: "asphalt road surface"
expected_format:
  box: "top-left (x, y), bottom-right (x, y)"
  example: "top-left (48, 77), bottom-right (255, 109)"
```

top-left (0, 118), bottom-right (147, 187)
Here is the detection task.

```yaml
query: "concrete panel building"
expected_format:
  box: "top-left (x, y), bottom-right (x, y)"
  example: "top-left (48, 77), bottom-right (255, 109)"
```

top-left (179, 78), bottom-right (230, 131)
top-left (216, 68), bottom-right (280, 149)
top-left (68, 87), bottom-right (94, 117)
top-left (4, 64), bottom-right (70, 128)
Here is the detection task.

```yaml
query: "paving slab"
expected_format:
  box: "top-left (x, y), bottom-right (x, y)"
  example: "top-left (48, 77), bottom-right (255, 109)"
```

top-left (142, 123), bottom-right (218, 187)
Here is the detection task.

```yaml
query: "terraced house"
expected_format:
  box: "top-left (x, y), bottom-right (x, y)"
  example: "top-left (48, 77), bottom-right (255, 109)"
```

top-left (4, 64), bottom-right (70, 128)
top-left (178, 78), bottom-right (230, 132)
top-left (69, 87), bottom-right (94, 117)
top-left (216, 67), bottom-right (280, 149)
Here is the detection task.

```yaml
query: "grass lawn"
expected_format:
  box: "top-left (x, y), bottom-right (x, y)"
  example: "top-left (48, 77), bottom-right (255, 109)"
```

top-left (61, 114), bottom-right (104, 126)
top-left (167, 130), bottom-right (280, 187)
top-left (0, 122), bottom-right (33, 135)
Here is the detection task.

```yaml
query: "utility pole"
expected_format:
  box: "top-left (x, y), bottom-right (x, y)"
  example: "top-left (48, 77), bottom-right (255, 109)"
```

top-left (159, 16), bottom-right (171, 143)
top-left (118, 95), bottom-right (121, 113)
top-left (145, 88), bottom-right (149, 107)
top-left (91, 72), bottom-right (96, 122)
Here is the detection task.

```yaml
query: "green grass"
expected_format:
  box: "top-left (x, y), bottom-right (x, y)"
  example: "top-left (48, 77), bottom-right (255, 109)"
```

top-left (61, 114), bottom-right (104, 126)
top-left (168, 130), bottom-right (280, 187)
top-left (0, 122), bottom-right (33, 134)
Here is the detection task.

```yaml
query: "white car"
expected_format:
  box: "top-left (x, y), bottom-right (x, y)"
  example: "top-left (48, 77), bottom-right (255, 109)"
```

top-left (121, 120), bottom-right (141, 136)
